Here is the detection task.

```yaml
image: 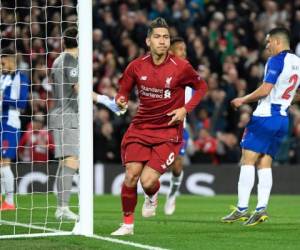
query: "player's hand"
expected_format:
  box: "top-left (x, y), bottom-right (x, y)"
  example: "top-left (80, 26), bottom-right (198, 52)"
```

top-left (231, 97), bottom-right (245, 109)
top-left (73, 84), bottom-right (79, 94)
top-left (116, 95), bottom-right (128, 110)
top-left (167, 107), bottom-right (187, 125)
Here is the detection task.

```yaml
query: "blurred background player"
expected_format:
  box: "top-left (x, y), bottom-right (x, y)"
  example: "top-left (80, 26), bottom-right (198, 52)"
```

top-left (111, 17), bottom-right (207, 236)
top-left (164, 37), bottom-right (192, 215)
top-left (49, 27), bottom-right (124, 221)
top-left (222, 27), bottom-right (300, 226)
top-left (0, 48), bottom-right (29, 210)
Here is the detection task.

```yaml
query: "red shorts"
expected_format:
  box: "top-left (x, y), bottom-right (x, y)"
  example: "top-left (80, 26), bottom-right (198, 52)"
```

top-left (121, 131), bottom-right (182, 174)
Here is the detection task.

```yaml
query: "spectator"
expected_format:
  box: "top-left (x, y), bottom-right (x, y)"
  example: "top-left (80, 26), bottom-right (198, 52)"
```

top-left (192, 128), bottom-right (218, 164)
top-left (19, 113), bottom-right (54, 162)
top-left (94, 122), bottom-right (120, 163)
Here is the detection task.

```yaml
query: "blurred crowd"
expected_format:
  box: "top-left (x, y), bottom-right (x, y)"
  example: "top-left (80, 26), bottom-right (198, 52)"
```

top-left (1, 0), bottom-right (300, 165)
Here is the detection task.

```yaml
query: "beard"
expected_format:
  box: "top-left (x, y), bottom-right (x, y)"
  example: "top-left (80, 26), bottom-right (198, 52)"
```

top-left (152, 47), bottom-right (168, 57)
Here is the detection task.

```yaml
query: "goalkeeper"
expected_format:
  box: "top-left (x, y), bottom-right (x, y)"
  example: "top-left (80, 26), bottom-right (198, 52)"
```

top-left (49, 26), bottom-right (123, 220)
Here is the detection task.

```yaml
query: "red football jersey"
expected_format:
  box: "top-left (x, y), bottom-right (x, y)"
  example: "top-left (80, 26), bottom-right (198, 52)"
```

top-left (117, 53), bottom-right (207, 142)
top-left (18, 123), bottom-right (55, 162)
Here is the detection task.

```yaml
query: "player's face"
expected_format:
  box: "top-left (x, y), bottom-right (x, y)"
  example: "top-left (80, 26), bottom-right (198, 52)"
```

top-left (147, 28), bottom-right (170, 56)
top-left (1, 56), bottom-right (16, 73)
top-left (170, 42), bottom-right (187, 59)
top-left (265, 34), bottom-right (277, 56)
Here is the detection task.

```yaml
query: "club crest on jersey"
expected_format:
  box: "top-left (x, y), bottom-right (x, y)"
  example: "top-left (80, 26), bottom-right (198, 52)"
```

top-left (165, 77), bottom-right (172, 88)
top-left (140, 76), bottom-right (147, 81)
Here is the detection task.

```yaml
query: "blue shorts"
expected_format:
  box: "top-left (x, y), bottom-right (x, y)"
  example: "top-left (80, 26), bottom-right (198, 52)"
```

top-left (240, 115), bottom-right (289, 158)
top-left (179, 128), bottom-right (189, 156)
top-left (1, 124), bottom-right (20, 160)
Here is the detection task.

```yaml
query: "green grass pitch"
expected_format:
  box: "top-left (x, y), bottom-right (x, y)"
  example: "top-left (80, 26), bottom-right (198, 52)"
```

top-left (0, 195), bottom-right (299, 250)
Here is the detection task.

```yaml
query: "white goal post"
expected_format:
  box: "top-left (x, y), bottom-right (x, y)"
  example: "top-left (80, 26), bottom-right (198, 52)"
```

top-left (0, 0), bottom-right (93, 238)
top-left (77, 0), bottom-right (93, 236)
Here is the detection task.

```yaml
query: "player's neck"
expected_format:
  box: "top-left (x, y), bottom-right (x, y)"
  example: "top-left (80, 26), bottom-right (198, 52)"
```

top-left (64, 48), bottom-right (78, 58)
top-left (276, 45), bottom-right (290, 55)
top-left (151, 52), bottom-right (168, 65)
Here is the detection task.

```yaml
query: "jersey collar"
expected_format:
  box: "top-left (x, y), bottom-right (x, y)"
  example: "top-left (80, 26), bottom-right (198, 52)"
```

top-left (278, 49), bottom-right (293, 55)
top-left (149, 53), bottom-right (170, 67)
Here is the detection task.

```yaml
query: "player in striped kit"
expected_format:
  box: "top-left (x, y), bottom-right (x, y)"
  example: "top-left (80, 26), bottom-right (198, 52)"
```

top-left (0, 48), bottom-right (30, 211)
top-left (222, 27), bottom-right (300, 226)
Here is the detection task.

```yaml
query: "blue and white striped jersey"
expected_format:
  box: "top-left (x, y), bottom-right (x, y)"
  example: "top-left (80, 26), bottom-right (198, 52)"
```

top-left (253, 51), bottom-right (300, 117)
top-left (0, 72), bottom-right (30, 129)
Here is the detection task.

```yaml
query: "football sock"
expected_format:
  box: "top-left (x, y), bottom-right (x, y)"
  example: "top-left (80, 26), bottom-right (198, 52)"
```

top-left (168, 171), bottom-right (183, 198)
top-left (121, 183), bottom-right (137, 224)
top-left (0, 165), bottom-right (14, 205)
top-left (237, 207), bottom-right (248, 212)
top-left (256, 168), bottom-right (272, 210)
top-left (237, 165), bottom-right (255, 209)
top-left (56, 165), bottom-right (77, 207)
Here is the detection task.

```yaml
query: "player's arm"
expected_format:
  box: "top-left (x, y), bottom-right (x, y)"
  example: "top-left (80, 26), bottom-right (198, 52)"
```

top-left (231, 56), bottom-right (282, 108)
top-left (64, 61), bottom-right (124, 115)
top-left (71, 83), bottom-right (125, 115)
top-left (168, 63), bottom-right (208, 125)
top-left (92, 92), bottom-right (126, 116)
top-left (2, 74), bottom-right (29, 109)
top-left (115, 61), bottom-right (136, 110)
top-left (231, 82), bottom-right (274, 108)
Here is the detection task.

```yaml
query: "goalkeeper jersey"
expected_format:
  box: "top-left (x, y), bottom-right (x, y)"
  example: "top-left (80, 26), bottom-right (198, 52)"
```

top-left (49, 52), bottom-right (78, 129)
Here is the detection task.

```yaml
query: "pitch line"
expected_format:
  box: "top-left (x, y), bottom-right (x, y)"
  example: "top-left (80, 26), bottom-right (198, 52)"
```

top-left (0, 220), bottom-right (169, 249)
top-left (91, 234), bottom-right (170, 250)
top-left (0, 219), bottom-right (72, 239)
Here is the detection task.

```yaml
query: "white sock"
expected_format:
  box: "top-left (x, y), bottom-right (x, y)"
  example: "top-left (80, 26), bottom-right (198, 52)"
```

top-left (1, 180), bottom-right (5, 195)
top-left (237, 165), bottom-right (255, 210)
top-left (168, 171), bottom-right (184, 198)
top-left (0, 165), bottom-right (14, 205)
top-left (256, 168), bottom-right (272, 210)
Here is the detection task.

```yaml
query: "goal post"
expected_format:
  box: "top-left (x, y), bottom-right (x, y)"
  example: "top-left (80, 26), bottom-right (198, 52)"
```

top-left (77, 0), bottom-right (93, 236)
top-left (0, 0), bottom-right (93, 238)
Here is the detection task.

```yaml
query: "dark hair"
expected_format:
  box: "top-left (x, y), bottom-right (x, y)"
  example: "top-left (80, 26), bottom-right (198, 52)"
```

top-left (170, 37), bottom-right (185, 46)
top-left (63, 26), bottom-right (78, 48)
top-left (268, 27), bottom-right (290, 43)
top-left (1, 47), bottom-right (16, 57)
top-left (147, 17), bottom-right (169, 37)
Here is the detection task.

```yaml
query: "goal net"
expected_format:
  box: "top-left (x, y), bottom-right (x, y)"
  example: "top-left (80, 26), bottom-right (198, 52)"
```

top-left (0, 0), bottom-right (93, 238)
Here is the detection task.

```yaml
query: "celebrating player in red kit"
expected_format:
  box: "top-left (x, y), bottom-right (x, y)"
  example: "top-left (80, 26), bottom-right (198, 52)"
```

top-left (111, 17), bottom-right (208, 236)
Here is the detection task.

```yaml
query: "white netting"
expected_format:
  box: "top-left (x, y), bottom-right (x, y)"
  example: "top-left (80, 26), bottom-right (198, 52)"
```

top-left (0, 0), bottom-right (82, 238)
